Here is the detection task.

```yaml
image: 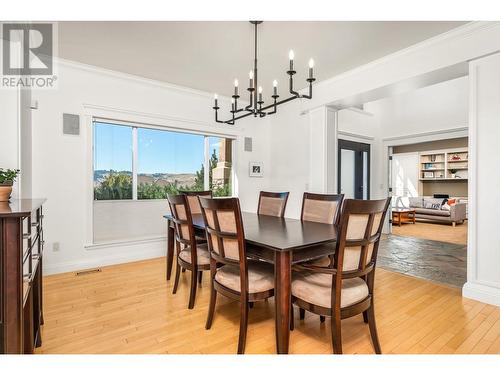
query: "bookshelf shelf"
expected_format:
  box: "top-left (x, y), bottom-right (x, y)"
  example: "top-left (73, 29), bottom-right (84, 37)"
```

top-left (419, 147), bottom-right (468, 181)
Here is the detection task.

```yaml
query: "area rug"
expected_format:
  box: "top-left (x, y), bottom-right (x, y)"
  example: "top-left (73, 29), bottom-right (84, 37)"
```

top-left (377, 235), bottom-right (466, 288)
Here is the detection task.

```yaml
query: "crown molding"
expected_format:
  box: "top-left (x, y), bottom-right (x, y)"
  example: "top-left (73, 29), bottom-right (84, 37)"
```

top-left (55, 57), bottom-right (238, 103)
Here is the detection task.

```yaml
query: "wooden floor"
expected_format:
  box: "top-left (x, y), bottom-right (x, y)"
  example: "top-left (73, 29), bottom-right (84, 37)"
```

top-left (392, 220), bottom-right (468, 245)
top-left (36, 257), bottom-right (500, 354)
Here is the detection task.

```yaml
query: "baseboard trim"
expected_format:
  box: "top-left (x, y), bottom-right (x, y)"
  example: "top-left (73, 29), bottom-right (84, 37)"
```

top-left (462, 281), bottom-right (500, 307)
top-left (43, 245), bottom-right (165, 276)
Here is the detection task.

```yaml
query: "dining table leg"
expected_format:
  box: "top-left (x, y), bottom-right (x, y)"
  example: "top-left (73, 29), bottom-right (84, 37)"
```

top-left (166, 219), bottom-right (174, 281)
top-left (274, 251), bottom-right (292, 354)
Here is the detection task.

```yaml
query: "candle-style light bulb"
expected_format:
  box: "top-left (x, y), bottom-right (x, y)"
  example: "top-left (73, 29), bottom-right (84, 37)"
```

top-left (234, 79), bottom-right (239, 96)
top-left (214, 93), bottom-right (218, 107)
top-left (289, 50), bottom-right (295, 71)
top-left (308, 58), bottom-right (314, 79)
top-left (258, 86), bottom-right (263, 102)
top-left (273, 80), bottom-right (278, 87)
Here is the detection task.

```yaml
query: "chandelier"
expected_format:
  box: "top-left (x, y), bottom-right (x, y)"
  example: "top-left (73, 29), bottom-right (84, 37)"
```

top-left (213, 21), bottom-right (315, 125)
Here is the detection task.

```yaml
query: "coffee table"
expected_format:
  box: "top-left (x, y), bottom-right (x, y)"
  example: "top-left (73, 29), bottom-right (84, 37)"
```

top-left (392, 208), bottom-right (416, 226)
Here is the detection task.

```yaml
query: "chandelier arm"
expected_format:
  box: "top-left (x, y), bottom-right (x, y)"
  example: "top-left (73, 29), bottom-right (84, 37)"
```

top-left (213, 107), bottom-right (224, 123)
top-left (288, 72), bottom-right (301, 98)
top-left (245, 88), bottom-right (254, 112)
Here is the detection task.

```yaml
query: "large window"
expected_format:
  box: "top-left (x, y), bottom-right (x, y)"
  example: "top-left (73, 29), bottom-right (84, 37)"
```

top-left (93, 120), bottom-right (233, 199)
top-left (92, 120), bottom-right (233, 243)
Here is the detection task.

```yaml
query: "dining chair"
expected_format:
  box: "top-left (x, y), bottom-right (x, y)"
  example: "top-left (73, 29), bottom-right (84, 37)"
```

top-left (179, 190), bottom-right (212, 215)
top-left (179, 190), bottom-right (213, 246)
top-left (199, 196), bottom-right (275, 354)
top-left (290, 198), bottom-right (391, 354)
top-left (167, 194), bottom-right (211, 309)
top-left (301, 192), bottom-right (344, 225)
top-left (298, 193), bottom-right (345, 322)
top-left (257, 191), bottom-right (289, 217)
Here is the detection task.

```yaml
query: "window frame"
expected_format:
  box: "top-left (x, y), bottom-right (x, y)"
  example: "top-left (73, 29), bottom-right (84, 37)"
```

top-left (92, 117), bottom-right (236, 202)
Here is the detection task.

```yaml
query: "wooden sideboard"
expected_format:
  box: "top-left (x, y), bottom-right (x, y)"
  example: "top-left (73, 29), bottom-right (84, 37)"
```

top-left (0, 199), bottom-right (45, 354)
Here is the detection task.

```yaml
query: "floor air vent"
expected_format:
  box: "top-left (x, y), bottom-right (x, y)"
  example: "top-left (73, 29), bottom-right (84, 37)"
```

top-left (75, 268), bottom-right (102, 276)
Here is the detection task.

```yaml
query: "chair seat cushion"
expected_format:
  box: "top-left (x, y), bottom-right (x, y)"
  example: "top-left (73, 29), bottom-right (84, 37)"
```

top-left (215, 261), bottom-right (274, 293)
top-left (178, 243), bottom-right (210, 266)
top-left (292, 271), bottom-right (369, 308)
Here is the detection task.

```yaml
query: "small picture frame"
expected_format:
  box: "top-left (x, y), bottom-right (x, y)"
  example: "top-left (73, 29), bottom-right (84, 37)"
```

top-left (249, 162), bottom-right (263, 177)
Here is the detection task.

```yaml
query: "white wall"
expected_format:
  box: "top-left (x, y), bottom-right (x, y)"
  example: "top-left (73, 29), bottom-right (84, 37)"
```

top-left (463, 52), bottom-right (500, 306)
top-left (31, 60), bottom-right (270, 274)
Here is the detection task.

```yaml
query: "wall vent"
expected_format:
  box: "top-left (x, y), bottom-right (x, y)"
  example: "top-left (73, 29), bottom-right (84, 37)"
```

top-left (63, 113), bottom-right (80, 135)
top-left (244, 137), bottom-right (252, 152)
top-left (75, 268), bottom-right (101, 276)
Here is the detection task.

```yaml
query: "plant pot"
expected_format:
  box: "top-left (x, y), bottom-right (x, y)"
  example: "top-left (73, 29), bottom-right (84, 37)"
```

top-left (0, 183), bottom-right (13, 202)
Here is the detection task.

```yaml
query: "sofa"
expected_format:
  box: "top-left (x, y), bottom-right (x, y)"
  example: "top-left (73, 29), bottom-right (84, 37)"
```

top-left (393, 196), bottom-right (467, 226)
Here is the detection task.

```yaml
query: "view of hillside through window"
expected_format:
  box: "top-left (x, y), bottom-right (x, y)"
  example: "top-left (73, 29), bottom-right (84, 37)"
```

top-left (93, 121), bottom-right (232, 200)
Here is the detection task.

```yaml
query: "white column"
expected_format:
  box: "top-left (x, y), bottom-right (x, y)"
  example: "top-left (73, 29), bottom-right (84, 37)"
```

top-left (463, 52), bottom-right (500, 306)
top-left (308, 106), bottom-right (338, 193)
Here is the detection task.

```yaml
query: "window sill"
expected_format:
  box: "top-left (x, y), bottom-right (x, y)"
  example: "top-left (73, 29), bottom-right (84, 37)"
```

top-left (85, 235), bottom-right (166, 250)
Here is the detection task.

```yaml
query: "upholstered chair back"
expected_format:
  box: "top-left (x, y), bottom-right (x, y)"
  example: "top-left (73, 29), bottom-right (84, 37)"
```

top-left (335, 198), bottom-right (391, 274)
top-left (180, 190), bottom-right (213, 215)
top-left (199, 197), bottom-right (246, 265)
top-left (257, 191), bottom-right (289, 217)
top-left (301, 193), bottom-right (344, 225)
top-left (167, 194), bottom-right (195, 247)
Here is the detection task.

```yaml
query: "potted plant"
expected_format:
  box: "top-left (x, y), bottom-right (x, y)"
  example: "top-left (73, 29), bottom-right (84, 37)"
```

top-left (0, 168), bottom-right (20, 202)
top-left (450, 169), bottom-right (458, 179)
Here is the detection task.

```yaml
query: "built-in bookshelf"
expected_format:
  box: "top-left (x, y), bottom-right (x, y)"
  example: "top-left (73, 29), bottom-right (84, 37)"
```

top-left (419, 147), bottom-right (468, 181)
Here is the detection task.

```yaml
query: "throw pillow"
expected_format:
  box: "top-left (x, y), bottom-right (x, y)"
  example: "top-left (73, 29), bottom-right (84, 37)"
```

top-left (442, 203), bottom-right (451, 211)
top-left (447, 198), bottom-right (456, 205)
top-left (408, 197), bottom-right (423, 208)
top-left (423, 198), bottom-right (443, 210)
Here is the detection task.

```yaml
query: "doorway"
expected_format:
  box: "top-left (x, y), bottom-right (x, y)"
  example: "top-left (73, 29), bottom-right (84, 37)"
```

top-left (337, 139), bottom-right (370, 199)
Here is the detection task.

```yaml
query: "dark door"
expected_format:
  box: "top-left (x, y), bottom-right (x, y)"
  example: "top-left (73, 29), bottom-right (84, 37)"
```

top-left (338, 139), bottom-right (371, 199)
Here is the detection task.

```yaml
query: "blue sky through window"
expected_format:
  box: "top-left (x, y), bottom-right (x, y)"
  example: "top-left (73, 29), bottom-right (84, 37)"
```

top-left (94, 122), bottom-right (224, 175)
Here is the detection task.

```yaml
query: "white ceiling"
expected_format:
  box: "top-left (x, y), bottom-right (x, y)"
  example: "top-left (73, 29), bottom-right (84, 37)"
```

top-left (58, 21), bottom-right (467, 97)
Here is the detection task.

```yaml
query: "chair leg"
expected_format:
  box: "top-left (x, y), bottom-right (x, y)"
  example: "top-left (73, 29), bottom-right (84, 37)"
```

top-left (237, 301), bottom-right (249, 354)
top-left (188, 269), bottom-right (198, 309)
top-left (249, 302), bottom-right (254, 309)
top-left (299, 308), bottom-right (305, 320)
top-left (290, 306), bottom-right (295, 331)
top-left (172, 259), bottom-right (181, 294)
top-left (331, 313), bottom-right (343, 354)
top-left (182, 268), bottom-right (186, 273)
top-left (205, 282), bottom-right (217, 329)
top-left (363, 311), bottom-right (369, 323)
top-left (366, 305), bottom-right (382, 354)
top-left (320, 315), bottom-right (325, 323)
top-left (198, 271), bottom-right (203, 284)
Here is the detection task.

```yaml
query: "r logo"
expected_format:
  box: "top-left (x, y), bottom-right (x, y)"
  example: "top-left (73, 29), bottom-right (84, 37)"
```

top-left (2, 23), bottom-right (53, 75)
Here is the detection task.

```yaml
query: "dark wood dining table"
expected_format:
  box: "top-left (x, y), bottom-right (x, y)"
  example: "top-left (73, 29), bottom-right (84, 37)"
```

top-left (163, 211), bottom-right (337, 354)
